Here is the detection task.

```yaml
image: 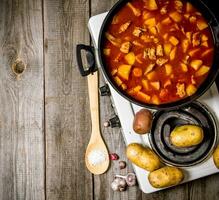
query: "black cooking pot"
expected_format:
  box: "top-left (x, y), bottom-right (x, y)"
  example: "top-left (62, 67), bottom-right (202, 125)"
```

top-left (77, 0), bottom-right (219, 110)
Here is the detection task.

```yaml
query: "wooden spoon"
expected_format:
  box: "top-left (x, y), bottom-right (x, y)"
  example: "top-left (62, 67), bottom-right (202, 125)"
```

top-left (85, 71), bottom-right (109, 174)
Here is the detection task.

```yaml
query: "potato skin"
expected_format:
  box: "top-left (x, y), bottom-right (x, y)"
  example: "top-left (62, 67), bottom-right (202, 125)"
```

top-left (148, 166), bottom-right (184, 188)
top-left (126, 143), bottom-right (160, 171)
top-left (133, 109), bottom-right (153, 134)
top-left (213, 145), bottom-right (219, 169)
top-left (170, 125), bottom-right (204, 148)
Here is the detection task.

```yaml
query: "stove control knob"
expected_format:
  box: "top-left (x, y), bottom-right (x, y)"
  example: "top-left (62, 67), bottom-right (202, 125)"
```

top-left (99, 84), bottom-right (110, 96)
top-left (104, 115), bottom-right (121, 128)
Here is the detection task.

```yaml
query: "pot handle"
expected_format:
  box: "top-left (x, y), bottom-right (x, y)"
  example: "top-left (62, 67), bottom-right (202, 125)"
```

top-left (76, 44), bottom-right (97, 77)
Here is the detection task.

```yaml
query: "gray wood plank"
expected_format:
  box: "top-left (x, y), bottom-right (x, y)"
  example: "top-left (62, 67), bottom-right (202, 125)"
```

top-left (189, 174), bottom-right (219, 200)
top-left (43, 0), bottom-right (93, 199)
top-left (0, 0), bottom-right (45, 199)
top-left (90, 0), bottom-right (188, 200)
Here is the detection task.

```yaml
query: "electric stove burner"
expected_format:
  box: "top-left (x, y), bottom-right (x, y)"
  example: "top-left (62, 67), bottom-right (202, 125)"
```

top-left (149, 101), bottom-right (218, 167)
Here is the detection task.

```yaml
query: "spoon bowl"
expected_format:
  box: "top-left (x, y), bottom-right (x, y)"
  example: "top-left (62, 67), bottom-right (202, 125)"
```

top-left (85, 138), bottom-right (109, 174)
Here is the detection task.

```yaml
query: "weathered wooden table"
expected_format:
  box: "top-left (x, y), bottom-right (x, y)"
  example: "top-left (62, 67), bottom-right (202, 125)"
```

top-left (0, 0), bottom-right (218, 199)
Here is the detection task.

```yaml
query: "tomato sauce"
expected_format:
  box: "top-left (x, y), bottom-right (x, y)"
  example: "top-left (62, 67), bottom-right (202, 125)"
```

top-left (103, 0), bottom-right (214, 105)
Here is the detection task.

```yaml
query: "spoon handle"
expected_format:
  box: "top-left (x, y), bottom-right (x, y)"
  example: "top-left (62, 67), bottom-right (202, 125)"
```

top-left (87, 71), bottom-right (100, 137)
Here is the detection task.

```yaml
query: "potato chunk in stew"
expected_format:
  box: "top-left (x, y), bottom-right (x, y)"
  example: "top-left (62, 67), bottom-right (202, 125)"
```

top-left (103, 0), bottom-right (214, 105)
top-left (190, 60), bottom-right (203, 70)
top-left (144, 0), bottom-right (158, 11)
top-left (195, 65), bottom-right (210, 77)
top-left (169, 47), bottom-right (177, 60)
top-left (197, 20), bottom-right (208, 30)
top-left (169, 11), bottom-right (182, 22)
top-left (169, 36), bottom-right (179, 46)
top-left (186, 84), bottom-right (197, 96)
top-left (118, 65), bottom-right (132, 80)
top-left (145, 18), bottom-right (156, 27)
top-left (127, 2), bottom-right (141, 16)
top-left (125, 52), bottom-right (136, 65)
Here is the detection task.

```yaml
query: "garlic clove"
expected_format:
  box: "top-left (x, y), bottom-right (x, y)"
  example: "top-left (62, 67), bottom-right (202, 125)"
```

top-left (114, 177), bottom-right (122, 184)
top-left (119, 178), bottom-right (127, 187)
top-left (119, 186), bottom-right (126, 192)
top-left (111, 180), bottom-right (120, 191)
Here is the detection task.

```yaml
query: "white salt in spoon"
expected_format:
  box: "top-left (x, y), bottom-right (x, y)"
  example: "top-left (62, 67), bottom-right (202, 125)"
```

top-left (85, 71), bottom-right (109, 174)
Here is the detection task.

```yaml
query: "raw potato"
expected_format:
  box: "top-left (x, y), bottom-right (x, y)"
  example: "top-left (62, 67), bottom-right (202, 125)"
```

top-left (133, 109), bottom-right (153, 134)
top-left (126, 143), bottom-right (161, 171)
top-left (148, 166), bottom-right (184, 188)
top-left (213, 145), bottom-right (219, 169)
top-left (170, 125), bottom-right (204, 148)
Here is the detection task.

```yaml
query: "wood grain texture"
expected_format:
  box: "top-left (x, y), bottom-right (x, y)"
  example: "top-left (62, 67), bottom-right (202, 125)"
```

top-left (43, 0), bottom-right (93, 199)
top-left (0, 0), bottom-right (45, 199)
top-left (189, 174), bottom-right (219, 200)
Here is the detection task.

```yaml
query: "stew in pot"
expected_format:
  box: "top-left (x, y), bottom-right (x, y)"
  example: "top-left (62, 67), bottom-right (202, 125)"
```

top-left (102, 0), bottom-right (214, 105)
